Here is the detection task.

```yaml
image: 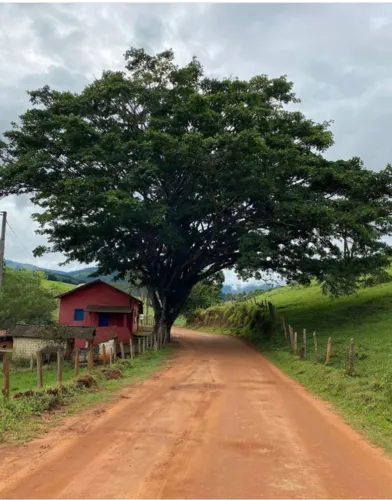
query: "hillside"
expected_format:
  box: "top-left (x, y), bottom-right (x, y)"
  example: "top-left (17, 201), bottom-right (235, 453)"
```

top-left (258, 281), bottom-right (392, 453)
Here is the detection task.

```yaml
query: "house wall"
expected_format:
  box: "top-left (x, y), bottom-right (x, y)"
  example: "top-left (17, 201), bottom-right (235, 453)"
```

top-left (13, 338), bottom-right (66, 359)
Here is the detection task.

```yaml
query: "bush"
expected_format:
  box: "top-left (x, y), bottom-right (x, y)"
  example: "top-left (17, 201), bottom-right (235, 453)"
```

top-left (188, 302), bottom-right (277, 342)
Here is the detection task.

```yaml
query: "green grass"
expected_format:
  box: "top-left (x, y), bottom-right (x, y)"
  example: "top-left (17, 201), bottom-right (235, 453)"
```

top-left (41, 279), bottom-right (77, 295)
top-left (0, 347), bottom-right (173, 444)
top-left (252, 282), bottom-right (392, 454)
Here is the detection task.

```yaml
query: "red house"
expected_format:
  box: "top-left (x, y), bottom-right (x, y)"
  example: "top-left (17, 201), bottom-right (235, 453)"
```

top-left (57, 280), bottom-right (143, 349)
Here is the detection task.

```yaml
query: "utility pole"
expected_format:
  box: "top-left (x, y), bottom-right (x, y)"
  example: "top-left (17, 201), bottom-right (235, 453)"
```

top-left (0, 211), bottom-right (6, 293)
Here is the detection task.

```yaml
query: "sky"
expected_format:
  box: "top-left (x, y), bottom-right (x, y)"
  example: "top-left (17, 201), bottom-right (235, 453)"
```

top-left (1, 3), bottom-right (392, 284)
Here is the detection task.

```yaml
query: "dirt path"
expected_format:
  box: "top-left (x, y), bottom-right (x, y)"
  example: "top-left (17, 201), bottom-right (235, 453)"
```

top-left (1, 327), bottom-right (392, 498)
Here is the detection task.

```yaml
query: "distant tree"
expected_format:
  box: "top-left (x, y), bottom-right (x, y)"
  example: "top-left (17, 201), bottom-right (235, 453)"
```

top-left (182, 271), bottom-right (224, 321)
top-left (2, 48), bottom-right (392, 341)
top-left (0, 268), bottom-right (57, 330)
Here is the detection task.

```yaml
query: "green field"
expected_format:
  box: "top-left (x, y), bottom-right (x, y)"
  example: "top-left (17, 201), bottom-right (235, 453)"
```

top-left (0, 348), bottom-right (172, 443)
top-left (41, 278), bottom-right (77, 295)
top-left (248, 281), bottom-right (392, 454)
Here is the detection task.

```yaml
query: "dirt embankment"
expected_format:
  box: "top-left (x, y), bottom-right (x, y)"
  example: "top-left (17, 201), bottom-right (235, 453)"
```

top-left (1, 327), bottom-right (392, 498)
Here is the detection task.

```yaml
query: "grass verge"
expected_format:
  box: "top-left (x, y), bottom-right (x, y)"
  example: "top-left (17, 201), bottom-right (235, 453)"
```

top-left (0, 347), bottom-right (173, 444)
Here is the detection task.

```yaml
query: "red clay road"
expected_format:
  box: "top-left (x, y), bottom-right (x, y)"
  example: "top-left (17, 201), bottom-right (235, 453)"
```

top-left (1, 327), bottom-right (392, 498)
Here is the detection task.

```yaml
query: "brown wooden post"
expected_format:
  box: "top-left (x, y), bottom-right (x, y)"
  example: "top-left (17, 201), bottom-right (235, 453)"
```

top-left (303, 329), bottom-right (307, 359)
top-left (2, 354), bottom-right (10, 399)
top-left (138, 338), bottom-right (141, 355)
top-left (88, 341), bottom-right (94, 371)
top-left (348, 337), bottom-right (355, 376)
top-left (112, 343), bottom-right (117, 362)
top-left (293, 331), bottom-right (298, 355)
top-left (313, 331), bottom-right (318, 364)
top-left (109, 347), bottom-right (113, 366)
top-left (129, 340), bottom-right (133, 360)
top-left (281, 317), bottom-right (288, 341)
top-left (74, 349), bottom-right (80, 378)
top-left (120, 341), bottom-right (125, 360)
top-left (30, 353), bottom-right (34, 371)
top-left (102, 344), bottom-right (107, 367)
top-left (288, 325), bottom-right (293, 348)
top-left (57, 349), bottom-right (63, 386)
top-left (37, 351), bottom-right (43, 390)
top-left (325, 337), bottom-right (332, 366)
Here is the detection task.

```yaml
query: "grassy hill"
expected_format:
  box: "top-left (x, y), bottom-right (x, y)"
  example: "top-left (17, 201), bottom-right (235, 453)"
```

top-left (255, 281), bottom-right (392, 454)
top-left (191, 279), bottom-right (392, 454)
top-left (41, 279), bottom-right (77, 295)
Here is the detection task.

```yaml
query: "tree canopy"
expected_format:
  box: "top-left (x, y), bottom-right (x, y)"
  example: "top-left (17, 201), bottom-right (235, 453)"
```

top-left (1, 47), bottom-right (392, 339)
top-left (0, 268), bottom-right (57, 330)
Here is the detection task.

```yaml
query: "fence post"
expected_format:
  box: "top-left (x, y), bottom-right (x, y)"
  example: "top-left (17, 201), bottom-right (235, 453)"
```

top-left (325, 337), bottom-right (332, 366)
top-left (88, 342), bottom-right (94, 371)
top-left (109, 347), bottom-right (113, 366)
top-left (112, 343), bottom-right (117, 362)
top-left (74, 349), bottom-right (80, 378)
top-left (347, 337), bottom-right (355, 376)
top-left (129, 340), bottom-right (134, 360)
top-left (303, 329), bottom-right (307, 359)
top-left (120, 342), bottom-right (125, 360)
top-left (138, 338), bottom-right (141, 355)
top-left (288, 325), bottom-right (293, 348)
top-left (313, 331), bottom-right (318, 364)
top-left (293, 331), bottom-right (298, 355)
top-left (102, 344), bottom-right (107, 367)
top-left (30, 353), bottom-right (34, 371)
top-left (281, 317), bottom-right (288, 341)
top-left (2, 354), bottom-right (10, 399)
top-left (37, 351), bottom-right (43, 390)
top-left (57, 349), bottom-right (63, 386)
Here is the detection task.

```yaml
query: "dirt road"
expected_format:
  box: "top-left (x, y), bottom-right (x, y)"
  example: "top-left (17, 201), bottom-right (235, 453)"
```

top-left (1, 327), bottom-right (392, 498)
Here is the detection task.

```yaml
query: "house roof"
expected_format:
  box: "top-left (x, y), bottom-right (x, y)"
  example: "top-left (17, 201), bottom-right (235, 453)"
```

top-left (10, 324), bottom-right (96, 340)
top-left (86, 305), bottom-right (132, 313)
top-left (56, 279), bottom-right (143, 304)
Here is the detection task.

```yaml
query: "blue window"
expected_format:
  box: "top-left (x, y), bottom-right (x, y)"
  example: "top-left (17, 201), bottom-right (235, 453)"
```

top-left (74, 309), bottom-right (84, 321)
top-left (98, 313), bottom-right (109, 327)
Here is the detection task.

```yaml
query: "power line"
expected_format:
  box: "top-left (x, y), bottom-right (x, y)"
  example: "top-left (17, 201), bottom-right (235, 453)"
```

top-left (6, 220), bottom-right (40, 269)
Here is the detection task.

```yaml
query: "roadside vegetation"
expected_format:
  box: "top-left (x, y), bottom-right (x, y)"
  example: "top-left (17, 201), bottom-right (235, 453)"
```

top-left (189, 279), bottom-right (392, 454)
top-left (0, 348), bottom-right (172, 443)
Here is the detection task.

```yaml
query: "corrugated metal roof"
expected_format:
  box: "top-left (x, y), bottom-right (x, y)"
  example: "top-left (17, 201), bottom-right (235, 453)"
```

top-left (85, 305), bottom-right (132, 313)
top-left (10, 324), bottom-right (96, 340)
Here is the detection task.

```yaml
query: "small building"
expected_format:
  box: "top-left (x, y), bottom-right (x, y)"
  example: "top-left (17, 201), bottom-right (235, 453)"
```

top-left (11, 324), bottom-right (96, 360)
top-left (0, 329), bottom-right (13, 359)
top-left (57, 279), bottom-right (143, 350)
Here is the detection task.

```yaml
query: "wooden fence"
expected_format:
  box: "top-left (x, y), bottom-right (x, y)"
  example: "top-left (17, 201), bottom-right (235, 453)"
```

top-left (265, 299), bottom-right (356, 376)
top-left (1, 331), bottom-right (163, 400)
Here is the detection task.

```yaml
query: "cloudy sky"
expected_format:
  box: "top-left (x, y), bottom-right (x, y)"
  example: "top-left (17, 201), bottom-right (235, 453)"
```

top-left (1, 3), bottom-right (392, 283)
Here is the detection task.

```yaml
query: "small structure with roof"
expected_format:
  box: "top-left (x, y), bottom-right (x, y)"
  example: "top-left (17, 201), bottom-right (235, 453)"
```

top-left (0, 329), bottom-right (13, 359)
top-left (57, 279), bottom-right (143, 350)
top-left (10, 323), bottom-right (96, 360)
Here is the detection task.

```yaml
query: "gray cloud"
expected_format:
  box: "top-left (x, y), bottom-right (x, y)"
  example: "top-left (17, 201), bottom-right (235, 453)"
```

top-left (1, 3), bottom-right (392, 282)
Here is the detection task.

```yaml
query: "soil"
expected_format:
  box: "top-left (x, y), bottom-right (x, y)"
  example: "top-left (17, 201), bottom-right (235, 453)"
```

top-left (1, 327), bottom-right (392, 498)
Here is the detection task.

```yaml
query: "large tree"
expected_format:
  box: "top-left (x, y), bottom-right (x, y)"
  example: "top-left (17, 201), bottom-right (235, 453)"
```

top-left (1, 48), bottom-right (392, 341)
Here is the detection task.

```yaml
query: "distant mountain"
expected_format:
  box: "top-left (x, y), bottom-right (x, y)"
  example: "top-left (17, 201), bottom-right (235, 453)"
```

top-left (222, 282), bottom-right (274, 295)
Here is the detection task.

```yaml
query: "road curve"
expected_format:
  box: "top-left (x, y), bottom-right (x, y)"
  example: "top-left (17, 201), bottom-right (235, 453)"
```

top-left (1, 327), bottom-right (392, 498)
